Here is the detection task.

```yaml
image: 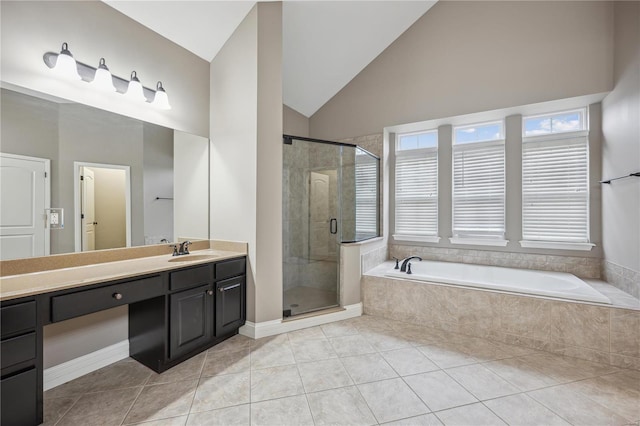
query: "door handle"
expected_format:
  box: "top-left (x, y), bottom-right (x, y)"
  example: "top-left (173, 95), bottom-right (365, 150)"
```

top-left (330, 218), bottom-right (337, 234)
top-left (219, 283), bottom-right (241, 292)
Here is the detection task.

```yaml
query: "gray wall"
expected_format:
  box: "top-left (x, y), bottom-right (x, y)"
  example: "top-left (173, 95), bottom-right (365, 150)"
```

top-left (601, 2), bottom-right (640, 289)
top-left (143, 123), bottom-right (174, 244)
top-left (1, 1), bottom-right (210, 136)
top-left (283, 105), bottom-right (309, 137)
top-left (58, 103), bottom-right (145, 252)
top-left (309, 1), bottom-right (614, 140)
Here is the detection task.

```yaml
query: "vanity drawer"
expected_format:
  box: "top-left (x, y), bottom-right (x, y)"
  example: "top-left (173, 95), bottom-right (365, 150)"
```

top-left (1, 332), bottom-right (36, 369)
top-left (215, 258), bottom-right (246, 281)
top-left (51, 275), bottom-right (164, 322)
top-left (1, 301), bottom-right (36, 338)
top-left (170, 265), bottom-right (212, 291)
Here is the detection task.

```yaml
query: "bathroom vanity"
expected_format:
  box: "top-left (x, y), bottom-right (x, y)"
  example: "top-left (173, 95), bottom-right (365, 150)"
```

top-left (0, 251), bottom-right (246, 426)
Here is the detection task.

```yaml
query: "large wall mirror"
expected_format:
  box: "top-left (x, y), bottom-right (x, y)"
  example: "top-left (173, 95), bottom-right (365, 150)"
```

top-left (0, 87), bottom-right (210, 261)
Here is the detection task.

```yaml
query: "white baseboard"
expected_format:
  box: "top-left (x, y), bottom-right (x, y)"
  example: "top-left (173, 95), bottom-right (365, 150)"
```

top-left (239, 302), bottom-right (362, 339)
top-left (43, 340), bottom-right (129, 391)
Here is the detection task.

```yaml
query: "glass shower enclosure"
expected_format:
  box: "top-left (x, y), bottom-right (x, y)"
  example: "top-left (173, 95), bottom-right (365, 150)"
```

top-left (282, 135), bottom-right (380, 317)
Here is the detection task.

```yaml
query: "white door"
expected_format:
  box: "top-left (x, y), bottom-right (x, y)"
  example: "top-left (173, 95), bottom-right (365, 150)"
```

top-left (309, 172), bottom-right (330, 260)
top-left (81, 167), bottom-right (96, 251)
top-left (0, 153), bottom-right (49, 260)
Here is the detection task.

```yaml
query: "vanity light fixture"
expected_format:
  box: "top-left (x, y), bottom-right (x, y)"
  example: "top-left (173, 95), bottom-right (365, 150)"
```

top-left (43, 42), bottom-right (171, 109)
top-left (124, 71), bottom-right (147, 102)
top-left (53, 42), bottom-right (81, 81)
top-left (91, 58), bottom-right (116, 92)
top-left (152, 81), bottom-right (171, 110)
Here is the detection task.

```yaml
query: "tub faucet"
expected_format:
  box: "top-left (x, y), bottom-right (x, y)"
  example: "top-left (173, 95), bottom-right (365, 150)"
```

top-left (400, 256), bottom-right (422, 272)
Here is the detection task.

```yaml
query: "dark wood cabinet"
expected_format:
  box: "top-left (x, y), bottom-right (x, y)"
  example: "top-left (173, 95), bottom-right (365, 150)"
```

top-left (0, 255), bottom-right (246, 426)
top-left (1, 299), bottom-right (40, 426)
top-left (1, 368), bottom-right (37, 426)
top-left (169, 284), bottom-right (214, 359)
top-left (216, 276), bottom-right (245, 336)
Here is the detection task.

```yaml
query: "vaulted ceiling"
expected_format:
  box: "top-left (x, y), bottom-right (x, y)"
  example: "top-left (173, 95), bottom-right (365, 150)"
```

top-left (103, 1), bottom-right (436, 117)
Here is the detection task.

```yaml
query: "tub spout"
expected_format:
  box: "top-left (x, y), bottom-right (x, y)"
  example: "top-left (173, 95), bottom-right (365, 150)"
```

top-left (400, 256), bottom-right (422, 272)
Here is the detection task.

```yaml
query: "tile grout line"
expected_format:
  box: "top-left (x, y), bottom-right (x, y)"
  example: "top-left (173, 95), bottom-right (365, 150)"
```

top-left (332, 348), bottom-right (383, 424)
top-left (289, 331), bottom-right (319, 425)
top-left (183, 354), bottom-right (208, 423)
top-left (118, 385), bottom-right (145, 426)
top-left (51, 395), bottom-right (81, 426)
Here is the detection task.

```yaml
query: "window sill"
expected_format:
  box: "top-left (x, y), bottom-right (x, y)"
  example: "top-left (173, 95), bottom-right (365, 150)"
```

top-left (393, 234), bottom-right (441, 243)
top-left (519, 240), bottom-right (595, 251)
top-left (449, 237), bottom-right (509, 247)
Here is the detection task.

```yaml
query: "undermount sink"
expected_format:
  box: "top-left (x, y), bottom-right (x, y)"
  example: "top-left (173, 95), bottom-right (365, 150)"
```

top-left (168, 254), bottom-right (218, 263)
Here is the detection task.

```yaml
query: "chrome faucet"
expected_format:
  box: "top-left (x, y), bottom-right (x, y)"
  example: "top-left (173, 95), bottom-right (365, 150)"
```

top-left (179, 240), bottom-right (192, 255)
top-left (400, 256), bottom-right (422, 272)
top-left (170, 240), bottom-right (192, 256)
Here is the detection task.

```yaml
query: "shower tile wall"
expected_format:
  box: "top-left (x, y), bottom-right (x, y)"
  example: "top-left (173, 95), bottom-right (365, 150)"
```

top-left (390, 245), bottom-right (602, 279)
top-left (283, 142), bottom-right (310, 291)
top-left (283, 142), bottom-right (339, 294)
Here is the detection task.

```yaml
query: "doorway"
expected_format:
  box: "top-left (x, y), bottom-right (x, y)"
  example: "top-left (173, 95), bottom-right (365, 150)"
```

top-left (74, 162), bottom-right (131, 252)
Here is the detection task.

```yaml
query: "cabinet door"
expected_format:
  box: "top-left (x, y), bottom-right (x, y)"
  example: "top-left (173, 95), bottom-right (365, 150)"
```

top-left (169, 285), bottom-right (213, 359)
top-left (1, 368), bottom-right (37, 426)
top-left (215, 276), bottom-right (245, 336)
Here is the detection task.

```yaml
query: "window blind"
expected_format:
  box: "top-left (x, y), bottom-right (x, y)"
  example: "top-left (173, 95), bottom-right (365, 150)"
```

top-left (395, 148), bottom-right (438, 238)
top-left (355, 157), bottom-right (378, 235)
top-left (522, 134), bottom-right (589, 242)
top-left (452, 140), bottom-right (505, 238)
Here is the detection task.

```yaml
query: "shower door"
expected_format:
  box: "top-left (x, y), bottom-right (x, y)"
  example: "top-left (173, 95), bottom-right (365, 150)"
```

top-left (283, 137), bottom-right (341, 316)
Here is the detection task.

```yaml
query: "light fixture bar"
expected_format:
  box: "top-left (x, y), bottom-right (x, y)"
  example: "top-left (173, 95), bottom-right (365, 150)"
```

top-left (43, 51), bottom-right (167, 105)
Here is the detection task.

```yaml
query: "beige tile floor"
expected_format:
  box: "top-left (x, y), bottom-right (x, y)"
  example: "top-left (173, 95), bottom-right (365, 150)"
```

top-left (44, 315), bottom-right (640, 426)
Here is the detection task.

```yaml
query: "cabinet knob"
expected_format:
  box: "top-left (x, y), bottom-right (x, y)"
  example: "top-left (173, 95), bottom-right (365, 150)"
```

top-left (113, 293), bottom-right (123, 300)
top-left (207, 290), bottom-right (213, 296)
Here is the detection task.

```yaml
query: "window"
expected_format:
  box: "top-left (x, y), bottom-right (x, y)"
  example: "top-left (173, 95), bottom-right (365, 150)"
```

top-left (452, 121), bottom-right (506, 245)
top-left (355, 147), bottom-right (379, 237)
top-left (394, 130), bottom-right (438, 241)
top-left (522, 109), bottom-right (591, 248)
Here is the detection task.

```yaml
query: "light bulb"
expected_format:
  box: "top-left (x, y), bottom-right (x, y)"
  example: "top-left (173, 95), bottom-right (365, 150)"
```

top-left (124, 71), bottom-right (147, 102)
top-left (91, 58), bottom-right (116, 92)
top-left (53, 42), bottom-right (81, 80)
top-left (152, 81), bottom-right (171, 110)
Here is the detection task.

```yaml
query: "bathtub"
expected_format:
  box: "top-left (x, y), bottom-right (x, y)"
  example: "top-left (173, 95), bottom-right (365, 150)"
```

top-left (385, 260), bottom-right (611, 304)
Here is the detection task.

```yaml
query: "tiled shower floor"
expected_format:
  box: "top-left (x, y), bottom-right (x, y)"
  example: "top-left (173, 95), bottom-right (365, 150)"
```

top-left (44, 315), bottom-right (640, 425)
top-left (283, 286), bottom-right (338, 316)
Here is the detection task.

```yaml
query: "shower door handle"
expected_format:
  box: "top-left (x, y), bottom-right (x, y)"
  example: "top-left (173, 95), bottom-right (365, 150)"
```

top-left (330, 218), bottom-right (337, 234)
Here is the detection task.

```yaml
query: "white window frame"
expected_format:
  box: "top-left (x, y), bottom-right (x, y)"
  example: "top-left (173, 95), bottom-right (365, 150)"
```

top-left (393, 130), bottom-right (440, 243)
top-left (522, 108), bottom-right (587, 138)
top-left (520, 108), bottom-right (593, 251)
top-left (451, 120), bottom-right (507, 246)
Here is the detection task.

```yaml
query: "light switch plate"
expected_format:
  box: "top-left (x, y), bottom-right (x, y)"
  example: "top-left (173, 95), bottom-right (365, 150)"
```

top-left (46, 208), bottom-right (64, 229)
